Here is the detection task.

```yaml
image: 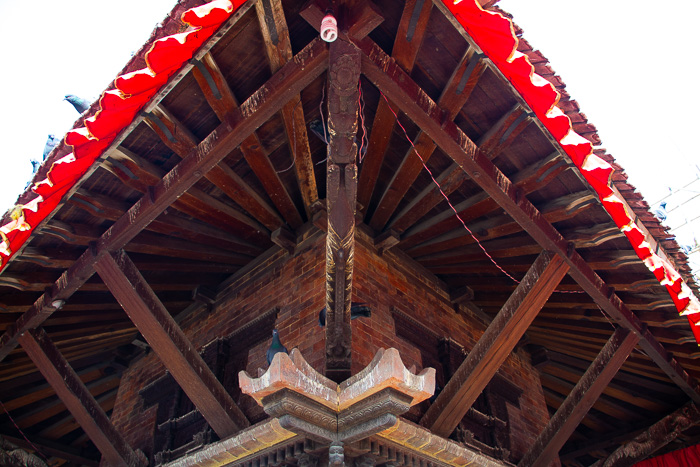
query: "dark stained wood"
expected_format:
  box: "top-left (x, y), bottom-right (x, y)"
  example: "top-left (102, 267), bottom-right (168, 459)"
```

top-left (191, 53), bottom-right (290, 230)
top-left (1, 434), bottom-right (99, 467)
top-left (94, 249), bottom-right (249, 438)
top-left (358, 38), bottom-right (700, 404)
top-left (256, 0), bottom-right (318, 216)
top-left (356, 0), bottom-right (433, 212)
top-left (398, 152), bottom-right (567, 249)
top-left (300, 0), bottom-right (383, 41)
top-left (17, 327), bottom-right (145, 467)
top-left (387, 162), bottom-right (465, 234)
top-left (0, 38), bottom-right (329, 363)
top-left (476, 104), bottom-right (530, 157)
top-left (601, 403), bottom-right (700, 467)
top-left (369, 48), bottom-right (485, 231)
top-left (407, 191), bottom-right (596, 258)
top-left (420, 251), bottom-right (570, 437)
top-left (142, 108), bottom-right (270, 238)
top-left (271, 225), bottom-right (296, 254)
top-left (324, 39), bottom-right (361, 382)
top-left (518, 328), bottom-right (640, 467)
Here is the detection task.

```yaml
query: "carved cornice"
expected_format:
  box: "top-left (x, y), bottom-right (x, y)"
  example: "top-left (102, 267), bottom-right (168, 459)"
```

top-left (239, 347), bottom-right (435, 442)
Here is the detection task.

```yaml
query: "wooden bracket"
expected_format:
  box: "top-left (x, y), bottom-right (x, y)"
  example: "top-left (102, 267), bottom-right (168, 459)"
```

top-left (94, 249), bottom-right (249, 438)
top-left (18, 327), bottom-right (146, 467)
top-left (421, 251), bottom-right (570, 437)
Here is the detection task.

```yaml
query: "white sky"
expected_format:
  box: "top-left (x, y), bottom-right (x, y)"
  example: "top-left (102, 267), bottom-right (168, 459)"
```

top-left (0, 0), bottom-right (698, 274)
top-left (499, 0), bottom-right (700, 276)
top-left (0, 0), bottom-right (177, 211)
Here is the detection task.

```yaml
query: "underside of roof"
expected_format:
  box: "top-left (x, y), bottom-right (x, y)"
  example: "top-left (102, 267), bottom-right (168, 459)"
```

top-left (0, 0), bottom-right (699, 465)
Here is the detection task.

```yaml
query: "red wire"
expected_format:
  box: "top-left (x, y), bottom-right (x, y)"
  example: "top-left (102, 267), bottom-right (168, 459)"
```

top-left (0, 398), bottom-right (48, 462)
top-left (379, 91), bottom-right (521, 284)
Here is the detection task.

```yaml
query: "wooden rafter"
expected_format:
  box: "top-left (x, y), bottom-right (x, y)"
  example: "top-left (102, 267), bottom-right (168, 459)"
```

top-left (142, 107), bottom-right (272, 238)
top-left (518, 328), bottom-right (640, 467)
top-left (94, 249), bottom-right (249, 438)
top-left (357, 37), bottom-right (700, 404)
top-left (398, 152), bottom-right (567, 250)
top-left (0, 38), bottom-right (329, 363)
top-left (255, 0), bottom-right (318, 217)
top-left (17, 327), bottom-right (145, 467)
top-left (356, 0), bottom-right (433, 212)
top-left (369, 47), bottom-right (486, 231)
top-left (191, 53), bottom-right (299, 229)
top-left (324, 38), bottom-right (361, 382)
top-left (600, 403), bottom-right (700, 467)
top-left (420, 250), bottom-right (570, 437)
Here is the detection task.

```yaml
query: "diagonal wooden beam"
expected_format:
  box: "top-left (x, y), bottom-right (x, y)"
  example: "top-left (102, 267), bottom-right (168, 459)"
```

top-left (256, 0), bottom-right (318, 217)
top-left (397, 152), bottom-right (566, 249)
top-left (518, 328), bottom-right (639, 467)
top-left (356, 0), bottom-right (433, 212)
top-left (17, 327), bottom-right (145, 467)
top-left (600, 403), bottom-right (700, 467)
top-left (358, 38), bottom-right (700, 404)
top-left (324, 38), bottom-right (361, 382)
top-left (191, 53), bottom-right (293, 230)
top-left (94, 249), bottom-right (249, 438)
top-left (0, 37), bottom-right (328, 363)
top-left (420, 250), bottom-right (570, 437)
top-left (368, 48), bottom-right (485, 231)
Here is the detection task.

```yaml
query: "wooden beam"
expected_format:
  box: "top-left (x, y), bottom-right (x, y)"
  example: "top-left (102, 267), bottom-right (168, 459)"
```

top-left (358, 38), bottom-right (700, 404)
top-left (190, 53), bottom-right (295, 230)
top-left (420, 250), bottom-right (569, 436)
top-left (142, 108), bottom-right (271, 238)
top-left (600, 403), bottom-right (700, 467)
top-left (17, 327), bottom-right (145, 467)
top-left (356, 0), bottom-right (433, 212)
top-left (0, 38), bottom-right (328, 363)
top-left (369, 48), bottom-right (485, 231)
top-left (256, 0), bottom-right (318, 217)
top-left (1, 434), bottom-right (99, 467)
top-left (324, 39), bottom-right (361, 382)
top-left (397, 152), bottom-right (566, 248)
top-left (94, 249), bottom-right (249, 438)
top-left (518, 328), bottom-right (640, 467)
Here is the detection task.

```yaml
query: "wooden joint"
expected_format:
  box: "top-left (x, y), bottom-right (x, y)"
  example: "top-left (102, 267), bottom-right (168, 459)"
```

top-left (374, 230), bottom-right (400, 254)
top-left (449, 285), bottom-right (475, 304)
top-left (272, 226), bottom-right (297, 254)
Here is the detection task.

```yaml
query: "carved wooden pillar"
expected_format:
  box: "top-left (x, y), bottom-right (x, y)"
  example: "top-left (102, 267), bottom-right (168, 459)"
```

top-left (324, 38), bottom-right (361, 382)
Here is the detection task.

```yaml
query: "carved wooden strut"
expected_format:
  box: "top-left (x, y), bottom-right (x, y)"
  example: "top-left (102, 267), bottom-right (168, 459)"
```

top-left (324, 38), bottom-right (361, 382)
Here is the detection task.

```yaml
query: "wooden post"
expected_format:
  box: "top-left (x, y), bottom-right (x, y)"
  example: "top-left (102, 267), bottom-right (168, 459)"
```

top-left (94, 250), bottom-right (249, 438)
top-left (18, 328), bottom-right (144, 467)
top-left (324, 38), bottom-right (361, 382)
top-left (518, 327), bottom-right (640, 467)
top-left (420, 250), bottom-right (570, 436)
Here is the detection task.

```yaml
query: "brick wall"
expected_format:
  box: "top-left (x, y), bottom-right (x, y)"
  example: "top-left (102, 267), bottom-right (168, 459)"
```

top-left (109, 228), bottom-right (554, 464)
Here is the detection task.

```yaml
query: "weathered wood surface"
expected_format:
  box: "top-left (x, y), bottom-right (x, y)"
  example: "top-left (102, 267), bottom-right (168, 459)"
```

top-left (598, 403), bottom-right (700, 467)
top-left (421, 250), bottom-right (570, 437)
top-left (94, 249), bottom-right (249, 438)
top-left (356, 0), bottom-right (432, 212)
top-left (369, 47), bottom-right (485, 231)
top-left (0, 38), bottom-right (329, 363)
top-left (518, 328), bottom-right (640, 467)
top-left (324, 39), bottom-right (361, 382)
top-left (358, 37), bottom-right (700, 404)
top-left (17, 328), bottom-right (144, 467)
top-left (256, 0), bottom-right (318, 217)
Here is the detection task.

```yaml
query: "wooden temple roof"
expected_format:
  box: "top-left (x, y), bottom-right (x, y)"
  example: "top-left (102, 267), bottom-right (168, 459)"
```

top-left (0, 0), bottom-right (699, 465)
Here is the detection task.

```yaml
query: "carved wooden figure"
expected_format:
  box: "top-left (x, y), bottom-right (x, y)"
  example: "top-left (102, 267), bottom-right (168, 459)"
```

top-left (324, 37), bottom-right (361, 382)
